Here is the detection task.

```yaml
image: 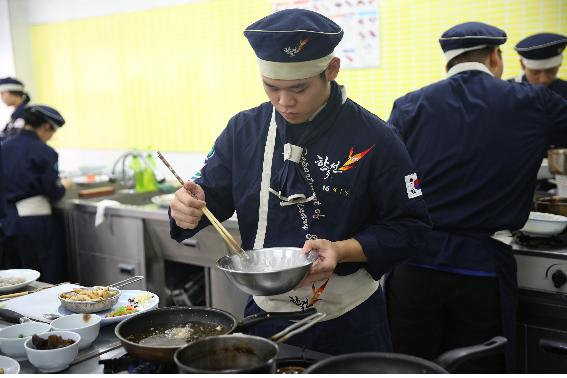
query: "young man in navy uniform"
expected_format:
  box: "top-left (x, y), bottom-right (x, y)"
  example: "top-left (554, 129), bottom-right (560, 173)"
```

top-left (170, 9), bottom-right (431, 355)
top-left (511, 33), bottom-right (567, 98)
top-left (386, 22), bottom-right (567, 372)
top-left (0, 77), bottom-right (31, 141)
top-left (1, 105), bottom-right (69, 283)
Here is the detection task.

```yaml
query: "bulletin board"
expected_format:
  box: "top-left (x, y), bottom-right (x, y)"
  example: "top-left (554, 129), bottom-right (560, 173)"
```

top-left (273, 0), bottom-right (381, 69)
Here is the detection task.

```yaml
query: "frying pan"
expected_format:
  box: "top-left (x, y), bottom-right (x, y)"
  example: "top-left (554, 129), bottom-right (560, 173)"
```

top-left (114, 306), bottom-right (316, 363)
top-left (303, 336), bottom-right (507, 373)
top-left (173, 312), bottom-right (326, 373)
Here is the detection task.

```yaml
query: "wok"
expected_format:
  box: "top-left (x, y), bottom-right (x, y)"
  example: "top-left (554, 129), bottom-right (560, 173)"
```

top-left (114, 306), bottom-right (316, 363)
top-left (303, 336), bottom-right (507, 373)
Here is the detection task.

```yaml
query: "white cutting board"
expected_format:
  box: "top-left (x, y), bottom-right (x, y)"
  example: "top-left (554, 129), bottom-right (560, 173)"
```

top-left (1, 283), bottom-right (80, 323)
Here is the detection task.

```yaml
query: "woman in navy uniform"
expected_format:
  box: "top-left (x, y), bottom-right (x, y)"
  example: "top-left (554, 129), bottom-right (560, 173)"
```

top-left (0, 77), bottom-right (31, 141)
top-left (386, 22), bottom-right (567, 372)
top-left (510, 33), bottom-right (567, 99)
top-left (170, 9), bottom-right (431, 355)
top-left (0, 105), bottom-right (70, 284)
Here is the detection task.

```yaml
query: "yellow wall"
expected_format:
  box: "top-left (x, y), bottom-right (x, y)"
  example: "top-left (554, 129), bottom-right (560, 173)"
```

top-left (30, 0), bottom-right (567, 151)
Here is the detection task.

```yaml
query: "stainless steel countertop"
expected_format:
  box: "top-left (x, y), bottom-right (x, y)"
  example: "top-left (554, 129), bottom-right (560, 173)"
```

top-left (68, 198), bottom-right (239, 229)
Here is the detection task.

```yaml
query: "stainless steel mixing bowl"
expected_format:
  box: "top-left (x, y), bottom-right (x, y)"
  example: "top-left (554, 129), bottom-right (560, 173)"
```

top-left (216, 247), bottom-right (318, 296)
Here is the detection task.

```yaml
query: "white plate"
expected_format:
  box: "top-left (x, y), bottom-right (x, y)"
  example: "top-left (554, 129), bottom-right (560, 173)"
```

top-left (151, 193), bottom-right (174, 208)
top-left (57, 290), bottom-right (158, 326)
top-left (0, 355), bottom-right (21, 374)
top-left (72, 174), bottom-right (110, 185)
top-left (0, 269), bottom-right (40, 293)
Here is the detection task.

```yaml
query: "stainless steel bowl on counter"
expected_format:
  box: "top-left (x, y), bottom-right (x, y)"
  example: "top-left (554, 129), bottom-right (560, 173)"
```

top-left (58, 287), bottom-right (120, 313)
top-left (216, 247), bottom-right (318, 296)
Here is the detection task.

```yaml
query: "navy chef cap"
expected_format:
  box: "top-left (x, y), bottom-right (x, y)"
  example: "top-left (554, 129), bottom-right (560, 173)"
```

top-left (244, 9), bottom-right (343, 80)
top-left (439, 22), bottom-right (507, 62)
top-left (28, 105), bottom-right (65, 128)
top-left (0, 77), bottom-right (24, 93)
top-left (515, 33), bottom-right (567, 70)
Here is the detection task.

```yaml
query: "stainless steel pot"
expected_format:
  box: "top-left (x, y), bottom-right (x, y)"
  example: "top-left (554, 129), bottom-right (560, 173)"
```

top-left (548, 149), bottom-right (567, 175)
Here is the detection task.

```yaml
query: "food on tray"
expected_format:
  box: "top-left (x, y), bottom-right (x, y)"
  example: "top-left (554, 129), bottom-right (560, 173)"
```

top-left (0, 367), bottom-right (4, 374)
top-left (60, 286), bottom-right (119, 302)
top-left (31, 334), bottom-right (75, 350)
top-left (105, 305), bottom-right (139, 318)
top-left (0, 277), bottom-right (26, 288)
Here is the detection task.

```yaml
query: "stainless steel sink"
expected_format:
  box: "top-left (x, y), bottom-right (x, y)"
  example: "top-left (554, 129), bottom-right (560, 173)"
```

top-left (108, 191), bottom-right (162, 206)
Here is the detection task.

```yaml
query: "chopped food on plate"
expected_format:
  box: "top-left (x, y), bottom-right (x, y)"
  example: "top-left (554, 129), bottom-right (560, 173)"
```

top-left (0, 277), bottom-right (26, 288)
top-left (106, 305), bottom-right (139, 318)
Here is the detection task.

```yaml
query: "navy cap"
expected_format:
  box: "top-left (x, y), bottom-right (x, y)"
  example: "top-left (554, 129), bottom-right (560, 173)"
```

top-left (439, 22), bottom-right (507, 62)
top-left (28, 105), bottom-right (65, 128)
top-left (0, 77), bottom-right (24, 92)
top-left (515, 33), bottom-right (567, 69)
top-left (244, 9), bottom-right (343, 80)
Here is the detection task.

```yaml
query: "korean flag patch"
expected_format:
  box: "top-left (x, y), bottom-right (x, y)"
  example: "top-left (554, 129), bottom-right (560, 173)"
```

top-left (405, 173), bottom-right (422, 199)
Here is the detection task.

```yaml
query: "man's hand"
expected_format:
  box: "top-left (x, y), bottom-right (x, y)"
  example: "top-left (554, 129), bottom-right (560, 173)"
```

top-left (296, 238), bottom-right (367, 287)
top-left (170, 181), bottom-right (206, 230)
top-left (297, 239), bottom-right (341, 287)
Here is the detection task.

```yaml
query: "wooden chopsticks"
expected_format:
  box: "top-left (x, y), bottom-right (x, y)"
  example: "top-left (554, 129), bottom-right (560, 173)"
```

top-left (156, 151), bottom-right (246, 258)
top-left (0, 291), bottom-right (30, 301)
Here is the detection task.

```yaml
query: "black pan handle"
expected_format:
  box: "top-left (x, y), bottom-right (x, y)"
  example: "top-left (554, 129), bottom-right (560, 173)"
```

top-left (434, 336), bottom-right (507, 372)
top-left (539, 339), bottom-right (567, 356)
top-left (236, 308), bottom-right (317, 331)
top-left (0, 308), bottom-right (28, 323)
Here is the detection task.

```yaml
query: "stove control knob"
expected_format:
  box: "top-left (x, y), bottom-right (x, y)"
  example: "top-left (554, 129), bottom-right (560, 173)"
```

top-left (552, 270), bottom-right (567, 289)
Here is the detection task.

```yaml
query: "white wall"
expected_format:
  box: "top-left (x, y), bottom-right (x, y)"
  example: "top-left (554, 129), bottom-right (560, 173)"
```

top-left (6, 0), bottom-right (210, 181)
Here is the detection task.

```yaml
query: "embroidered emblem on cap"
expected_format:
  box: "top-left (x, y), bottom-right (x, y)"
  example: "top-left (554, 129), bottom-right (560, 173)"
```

top-left (284, 37), bottom-right (310, 57)
top-left (405, 173), bottom-right (422, 199)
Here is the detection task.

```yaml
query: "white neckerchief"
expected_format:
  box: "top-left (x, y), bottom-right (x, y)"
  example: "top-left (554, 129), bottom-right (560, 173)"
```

top-left (447, 62), bottom-right (494, 78)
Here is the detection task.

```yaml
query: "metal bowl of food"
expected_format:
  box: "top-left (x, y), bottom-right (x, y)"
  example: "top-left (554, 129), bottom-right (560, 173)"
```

top-left (216, 247), bottom-right (318, 296)
top-left (58, 286), bottom-right (120, 313)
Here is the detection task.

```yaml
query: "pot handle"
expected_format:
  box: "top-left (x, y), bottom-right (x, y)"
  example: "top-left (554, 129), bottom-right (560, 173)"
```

top-left (236, 307), bottom-right (317, 331)
top-left (433, 336), bottom-right (507, 372)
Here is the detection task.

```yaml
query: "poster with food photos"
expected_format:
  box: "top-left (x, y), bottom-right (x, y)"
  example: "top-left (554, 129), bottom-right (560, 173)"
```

top-left (273, 0), bottom-right (381, 69)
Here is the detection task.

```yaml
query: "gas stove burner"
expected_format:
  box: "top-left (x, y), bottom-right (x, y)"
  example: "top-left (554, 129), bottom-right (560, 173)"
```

top-left (275, 357), bottom-right (317, 374)
top-left (514, 231), bottom-right (567, 250)
top-left (99, 353), bottom-right (177, 374)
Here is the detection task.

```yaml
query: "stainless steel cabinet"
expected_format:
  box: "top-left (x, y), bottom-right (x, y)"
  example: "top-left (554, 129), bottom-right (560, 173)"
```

top-left (71, 209), bottom-right (146, 289)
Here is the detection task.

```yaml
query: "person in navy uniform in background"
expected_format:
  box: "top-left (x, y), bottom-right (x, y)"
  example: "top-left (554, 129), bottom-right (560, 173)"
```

top-left (169, 9), bottom-right (431, 355)
top-left (386, 22), bottom-right (567, 373)
top-left (510, 33), bottom-right (567, 99)
top-left (0, 105), bottom-right (71, 284)
top-left (0, 77), bottom-right (31, 141)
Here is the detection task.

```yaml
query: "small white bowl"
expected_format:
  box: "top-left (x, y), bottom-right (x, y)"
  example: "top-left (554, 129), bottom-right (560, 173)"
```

top-left (24, 330), bottom-right (80, 373)
top-left (521, 211), bottom-right (567, 236)
top-left (50, 314), bottom-right (101, 350)
top-left (0, 355), bottom-right (20, 374)
top-left (0, 322), bottom-right (51, 359)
